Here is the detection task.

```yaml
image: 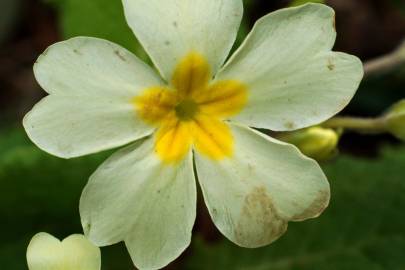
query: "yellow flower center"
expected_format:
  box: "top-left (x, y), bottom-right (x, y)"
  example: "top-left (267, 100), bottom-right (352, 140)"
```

top-left (175, 99), bottom-right (199, 121)
top-left (133, 52), bottom-right (247, 164)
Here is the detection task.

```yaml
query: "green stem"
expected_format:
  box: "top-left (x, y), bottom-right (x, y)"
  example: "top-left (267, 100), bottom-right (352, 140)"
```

top-left (364, 39), bottom-right (405, 78)
top-left (322, 116), bottom-right (387, 134)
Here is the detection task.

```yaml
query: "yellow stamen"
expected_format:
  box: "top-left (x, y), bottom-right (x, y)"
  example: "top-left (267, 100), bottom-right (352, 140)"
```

top-left (133, 52), bottom-right (248, 164)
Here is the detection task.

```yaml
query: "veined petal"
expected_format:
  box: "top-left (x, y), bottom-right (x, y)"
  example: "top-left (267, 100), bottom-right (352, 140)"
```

top-left (23, 95), bottom-right (153, 158)
top-left (194, 124), bottom-right (330, 248)
top-left (172, 52), bottom-right (212, 98)
top-left (155, 117), bottom-right (193, 164)
top-left (194, 80), bottom-right (248, 119)
top-left (132, 87), bottom-right (179, 126)
top-left (80, 138), bottom-right (196, 270)
top-left (189, 114), bottom-right (234, 160)
top-left (34, 37), bottom-right (163, 98)
top-left (217, 3), bottom-right (363, 131)
top-left (27, 233), bottom-right (100, 270)
top-left (122, 0), bottom-right (243, 81)
top-left (25, 37), bottom-right (163, 158)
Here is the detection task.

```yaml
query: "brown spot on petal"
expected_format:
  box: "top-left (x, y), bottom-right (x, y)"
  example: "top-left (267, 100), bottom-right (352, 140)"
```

top-left (327, 58), bottom-right (336, 71)
top-left (114, 50), bottom-right (127, 62)
top-left (73, 49), bottom-right (82, 55)
top-left (235, 186), bottom-right (288, 248)
top-left (291, 190), bottom-right (330, 221)
top-left (284, 121), bottom-right (295, 130)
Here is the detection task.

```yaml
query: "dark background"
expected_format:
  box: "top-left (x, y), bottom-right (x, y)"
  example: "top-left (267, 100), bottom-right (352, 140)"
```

top-left (0, 0), bottom-right (404, 269)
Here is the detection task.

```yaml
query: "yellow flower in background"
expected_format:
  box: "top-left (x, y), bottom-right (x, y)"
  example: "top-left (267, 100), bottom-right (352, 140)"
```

top-left (26, 233), bottom-right (100, 270)
top-left (23, 1), bottom-right (363, 269)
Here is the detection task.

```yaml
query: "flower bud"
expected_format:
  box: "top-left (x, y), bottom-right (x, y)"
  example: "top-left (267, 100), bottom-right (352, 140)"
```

top-left (279, 127), bottom-right (339, 161)
top-left (385, 100), bottom-right (405, 140)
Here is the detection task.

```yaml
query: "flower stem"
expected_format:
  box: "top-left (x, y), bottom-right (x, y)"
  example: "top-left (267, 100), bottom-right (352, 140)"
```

top-left (322, 116), bottom-right (387, 134)
top-left (364, 39), bottom-right (405, 78)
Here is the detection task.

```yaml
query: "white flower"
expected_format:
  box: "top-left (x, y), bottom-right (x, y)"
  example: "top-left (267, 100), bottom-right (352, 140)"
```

top-left (23, 1), bottom-right (363, 269)
top-left (26, 233), bottom-right (100, 270)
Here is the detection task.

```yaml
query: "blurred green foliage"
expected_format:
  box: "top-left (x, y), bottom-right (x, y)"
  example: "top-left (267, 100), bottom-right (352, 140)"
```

top-left (1, 127), bottom-right (405, 269)
top-left (289, 0), bottom-right (325, 7)
top-left (0, 127), bottom-right (132, 269)
top-left (44, 0), bottom-right (149, 61)
top-left (391, 0), bottom-right (405, 13)
top-left (0, 0), bottom-right (21, 44)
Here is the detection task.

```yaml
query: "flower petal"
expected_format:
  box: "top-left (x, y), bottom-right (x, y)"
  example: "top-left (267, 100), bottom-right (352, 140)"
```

top-left (27, 233), bottom-right (63, 270)
top-left (217, 3), bottom-right (363, 131)
top-left (122, 0), bottom-right (243, 80)
top-left (27, 233), bottom-right (100, 270)
top-left (61, 235), bottom-right (101, 270)
top-left (193, 80), bottom-right (248, 119)
top-left (155, 117), bottom-right (193, 164)
top-left (80, 138), bottom-right (196, 270)
top-left (194, 124), bottom-right (330, 248)
top-left (34, 37), bottom-right (163, 97)
top-left (189, 114), bottom-right (234, 160)
top-left (23, 95), bottom-right (153, 158)
top-left (25, 37), bottom-right (163, 158)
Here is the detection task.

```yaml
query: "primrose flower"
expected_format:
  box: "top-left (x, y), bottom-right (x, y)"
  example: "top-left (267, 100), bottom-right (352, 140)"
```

top-left (23, 1), bottom-right (363, 269)
top-left (26, 233), bottom-right (100, 270)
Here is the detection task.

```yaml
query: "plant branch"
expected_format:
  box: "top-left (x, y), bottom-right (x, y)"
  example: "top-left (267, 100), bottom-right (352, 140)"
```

top-left (364, 39), bottom-right (405, 78)
top-left (322, 116), bottom-right (387, 134)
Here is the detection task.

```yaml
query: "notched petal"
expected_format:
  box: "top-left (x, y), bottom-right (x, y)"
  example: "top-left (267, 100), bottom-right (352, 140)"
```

top-left (234, 186), bottom-right (288, 248)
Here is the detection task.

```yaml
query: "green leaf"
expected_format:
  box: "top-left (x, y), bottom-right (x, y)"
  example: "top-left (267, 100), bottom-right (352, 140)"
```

top-left (45, 0), bottom-right (149, 61)
top-left (289, 0), bottom-right (325, 7)
top-left (185, 146), bottom-right (405, 270)
top-left (0, 127), bottom-right (132, 270)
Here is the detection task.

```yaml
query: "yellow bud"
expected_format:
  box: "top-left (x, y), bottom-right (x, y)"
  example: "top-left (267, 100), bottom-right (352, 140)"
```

top-left (279, 127), bottom-right (339, 161)
top-left (385, 99), bottom-right (405, 140)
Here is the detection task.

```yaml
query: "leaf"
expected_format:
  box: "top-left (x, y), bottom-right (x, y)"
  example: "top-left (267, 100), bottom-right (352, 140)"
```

top-left (0, 127), bottom-right (132, 270)
top-left (184, 146), bottom-right (405, 270)
top-left (44, 0), bottom-right (149, 61)
top-left (289, 0), bottom-right (325, 7)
